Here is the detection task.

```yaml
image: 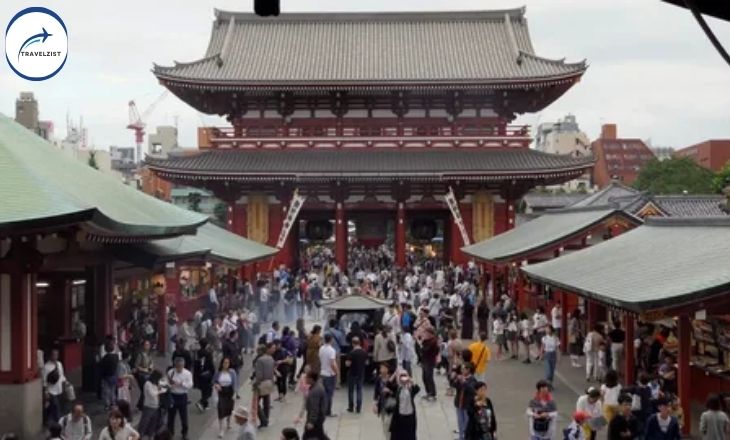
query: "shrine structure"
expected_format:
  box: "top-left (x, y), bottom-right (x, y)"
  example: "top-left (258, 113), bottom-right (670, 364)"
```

top-left (147, 8), bottom-right (592, 267)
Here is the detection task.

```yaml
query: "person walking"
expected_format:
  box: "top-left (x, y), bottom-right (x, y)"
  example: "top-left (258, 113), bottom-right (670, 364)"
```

top-left (540, 325), bottom-right (560, 385)
top-left (43, 348), bottom-right (67, 425)
top-left (476, 297), bottom-right (490, 338)
top-left (373, 363), bottom-right (396, 440)
top-left (526, 380), bottom-right (558, 440)
top-left (607, 393), bottom-right (640, 440)
top-left (608, 321), bottom-right (626, 375)
top-left (576, 387), bottom-right (605, 440)
top-left (98, 409), bottom-right (139, 440)
top-left (345, 337), bottom-right (368, 414)
top-left (253, 343), bottom-right (276, 428)
top-left (450, 362), bottom-right (477, 440)
top-left (273, 338), bottom-right (293, 402)
top-left (305, 326), bottom-right (323, 376)
top-left (466, 381), bottom-right (497, 440)
top-left (585, 325), bottom-right (605, 382)
top-left (520, 313), bottom-right (533, 364)
top-left (135, 340), bottom-right (155, 411)
top-left (318, 334), bottom-right (339, 417)
top-left (420, 327), bottom-right (440, 401)
top-left (99, 340), bottom-right (120, 410)
top-left (58, 402), bottom-right (92, 440)
top-left (303, 371), bottom-right (329, 440)
top-left (568, 310), bottom-right (583, 368)
top-left (398, 330), bottom-right (417, 377)
top-left (643, 398), bottom-right (681, 440)
top-left (194, 339), bottom-right (215, 412)
top-left (215, 357), bottom-right (239, 438)
top-left (468, 332), bottom-right (491, 384)
top-left (137, 370), bottom-right (167, 439)
top-left (232, 406), bottom-right (257, 440)
top-left (374, 326), bottom-right (397, 373)
top-left (601, 370), bottom-right (622, 424)
top-left (700, 394), bottom-right (730, 440)
top-left (532, 307), bottom-right (549, 359)
top-left (166, 357), bottom-right (193, 440)
top-left (389, 371), bottom-right (420, 440)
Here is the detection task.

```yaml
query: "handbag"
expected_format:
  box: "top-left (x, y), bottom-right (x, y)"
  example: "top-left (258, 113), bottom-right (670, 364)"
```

top-left (257, 379), bottom-right (274, 396)
top-left (383, 396), bottom-right (397, 414)
top-left (64, 382), bottom-right (76, 401)
top-left (533, 416), bottom-right (550, 433)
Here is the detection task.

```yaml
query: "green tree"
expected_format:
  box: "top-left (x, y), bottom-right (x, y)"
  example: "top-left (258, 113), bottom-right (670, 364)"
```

top-left (213, 201), bottom-right (228, 226)
top-left (633, 157), bottom-right (716, 194)
top-left (187, 192), bottom-right (202, 212)
top-left (87, 151), bottom-right (99, 170)
top-left (713, 160), bottom-right (730, 193)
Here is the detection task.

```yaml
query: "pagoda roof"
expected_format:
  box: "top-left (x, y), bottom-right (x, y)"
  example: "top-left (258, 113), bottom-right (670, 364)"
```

top-left (145, 148), bottom-right (593, 182)
top-left (523, 217), bottom-right (730, 313)
top-left (462, 207), bottom-right (640, 263)
top-left (0, 115), bottom-right (207, 239)
top-left (120, 222), bottom-right (278, 267)
top-left (153, 8), bottom-right (586, 89)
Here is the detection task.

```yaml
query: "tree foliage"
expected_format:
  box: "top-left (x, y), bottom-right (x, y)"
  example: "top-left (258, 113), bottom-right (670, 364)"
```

top-left (713, 160), bottom-right (730, 193)
top-left (633, 157), bottom-right (716, 194)
top-left (87, 151), bottom-right (99, 170)
top-left (187, 192), bottom-right (202, 212)
top-left (213, 201), bottom-right (228, 226)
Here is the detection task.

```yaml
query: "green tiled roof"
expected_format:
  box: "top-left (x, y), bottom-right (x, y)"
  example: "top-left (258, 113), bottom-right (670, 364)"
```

top-left (0, 115), bottom-right (207, 237)
top-left (523, 217), bottom-right (730, 313)
top-left (462, 207), bottom-right (637, 263)
top-left (140, 222), bottom-right (277, 265)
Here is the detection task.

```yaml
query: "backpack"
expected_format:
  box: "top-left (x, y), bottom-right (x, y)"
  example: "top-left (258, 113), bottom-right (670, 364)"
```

top-left (47, 364), bottom-right (60, 385)
top-left (100, 352), bottom-right (119, 378)
top-left (61, 414), bottom-right (91, 437)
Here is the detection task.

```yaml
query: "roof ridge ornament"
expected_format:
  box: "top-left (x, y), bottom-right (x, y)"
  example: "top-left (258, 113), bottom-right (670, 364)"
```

top-left (217, 15), bottom-right (236, 68)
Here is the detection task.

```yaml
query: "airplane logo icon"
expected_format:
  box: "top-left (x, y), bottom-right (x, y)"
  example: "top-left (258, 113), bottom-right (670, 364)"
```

top-left (18, 27), bottom-right (52, 61)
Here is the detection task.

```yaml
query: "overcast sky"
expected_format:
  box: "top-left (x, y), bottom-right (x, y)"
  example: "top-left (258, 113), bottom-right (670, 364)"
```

top-left (1, 0), bottom-right (728, 150)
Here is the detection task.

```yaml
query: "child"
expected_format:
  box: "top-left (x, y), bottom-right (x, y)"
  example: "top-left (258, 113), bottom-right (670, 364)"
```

top-left (564, 411), bottom-right (589, 440)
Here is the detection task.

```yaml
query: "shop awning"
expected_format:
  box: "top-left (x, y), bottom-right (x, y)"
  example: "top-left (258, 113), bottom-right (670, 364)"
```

top-left (123, 222), bottom-right (278, 267)
top-left (462, 207), bottom-right (640, 263)
top-left (523, 217), bottom-right (730, 313)
top-left (0, 115), bottom-right (206, 239)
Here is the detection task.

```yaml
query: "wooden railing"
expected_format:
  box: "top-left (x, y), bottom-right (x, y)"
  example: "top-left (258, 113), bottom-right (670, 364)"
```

top-left (198, 118), bottom-right (530, 149)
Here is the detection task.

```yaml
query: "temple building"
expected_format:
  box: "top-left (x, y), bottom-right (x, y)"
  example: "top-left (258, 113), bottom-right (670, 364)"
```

top-left (146, 8), bottom-right (592, 268)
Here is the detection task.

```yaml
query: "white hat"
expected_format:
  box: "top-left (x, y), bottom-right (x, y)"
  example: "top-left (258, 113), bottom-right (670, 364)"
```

top-left (232, 406), bottom-right (250, 419)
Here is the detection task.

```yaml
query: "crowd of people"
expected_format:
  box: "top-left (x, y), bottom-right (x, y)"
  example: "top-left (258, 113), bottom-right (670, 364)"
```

top-left (32, 243), bottom-right (730, 440)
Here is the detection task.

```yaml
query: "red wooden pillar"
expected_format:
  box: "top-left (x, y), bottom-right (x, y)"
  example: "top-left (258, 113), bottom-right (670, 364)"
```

top-left (157, 292), bottom-right (167, 352)
top-left (624, 313), bottom-right (635, 384)
top-left (335, 201), bottom-right (347, 270)
top-left (560, 291), bottom-right (569, 354)
top-left (506, 198), bottom-right (516, 230)
top-left (395, 202), bottom-right (406, 268)
top-left (678, 315), bottom-right (691, 436)
top-left (587, 300), bottom-right (598, 331)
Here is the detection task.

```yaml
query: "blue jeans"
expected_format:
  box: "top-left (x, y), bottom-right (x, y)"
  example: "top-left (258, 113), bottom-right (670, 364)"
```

top-left (322, 375), bottom-right (336, 415)
top-left (167, 393), bottom-right (189, 436)
top-left (457, 407), bottom-right (469, 440)
top-left (544, 351), bottom-right (557, 383)
top-left (347, 375), bottom-right (363, 411)
top-left (101, 376), bottom-right (118, 408)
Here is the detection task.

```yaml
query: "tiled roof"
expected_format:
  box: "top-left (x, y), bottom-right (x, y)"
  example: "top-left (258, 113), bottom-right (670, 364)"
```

top-left (653, 195), bottom-right (728, 217)
top-left (0, 115), bottom-right (207, 237)
top-left (524, 217), bottom-right (730, 313)
top-left (522, 193), bottom-right (588, 210)
top-left (320, 293), bottom-right (392, 310)
top-left (570, 181), bottom-right (640, 208)
top-left (153, 9), bottom-right (586, 85)
top-left (463, 207), bottom-right (638, 263)
top-left (137, 222), bottom-right (277, 265)
top-left (145, 148), bottom-right (593, 179)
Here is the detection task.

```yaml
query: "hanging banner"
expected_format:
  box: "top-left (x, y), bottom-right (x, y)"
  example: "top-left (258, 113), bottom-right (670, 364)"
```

top-left (445, 186), bottom-right (471, 246)
top-left (276, 189), bottom-right (306, 248)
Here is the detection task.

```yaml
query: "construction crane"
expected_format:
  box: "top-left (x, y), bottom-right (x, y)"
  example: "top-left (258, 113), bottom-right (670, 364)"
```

top-left (127, 90), bottom-right (168, 163)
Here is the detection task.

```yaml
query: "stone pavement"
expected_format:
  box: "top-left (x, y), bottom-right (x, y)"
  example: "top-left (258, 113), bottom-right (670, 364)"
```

top-left (198, 348), bottom-right (582, 440)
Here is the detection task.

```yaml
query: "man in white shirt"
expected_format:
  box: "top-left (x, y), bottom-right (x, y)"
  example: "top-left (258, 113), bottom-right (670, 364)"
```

top-left (265, 321), bottom-right (280, 344)
top-left (259, 283), bottom-right (270, 322)
top-left (59, 402), bottom-right (93, 440)
top-left (449, 291), bottom-right (463, 327)
top-left (167, 357), bottom-right (194, 439)
top-left (43, 348), bottom-right (66, 424)
top-left (232, 406), bottom-right (257, 440)
top-left (551, 302), bottom-right (562, 339)
top-left (318, 334), bottom-right (339, 417)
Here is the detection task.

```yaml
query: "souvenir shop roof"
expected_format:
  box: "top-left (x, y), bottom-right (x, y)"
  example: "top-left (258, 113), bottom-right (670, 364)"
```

top-left (570, 181), bottom-right (640, 208)
top-left (128, 222), bottom-right (278, 266)
top-left (153, 8), bottom-right (587, 88)
top-left (320, 294), bottom-right (392, 311)
top-left (0, 115), bottom-right (206, 240)
top-left (523, 217), bottom-right (730, 313)
top-left (462, 207), bottom-right (640, 263)
top-left (145, 148), bottom-right (593, 181)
